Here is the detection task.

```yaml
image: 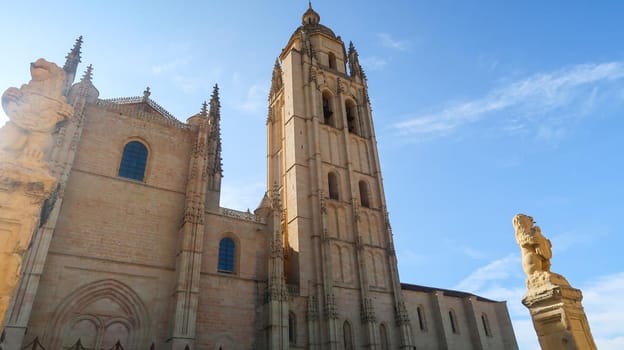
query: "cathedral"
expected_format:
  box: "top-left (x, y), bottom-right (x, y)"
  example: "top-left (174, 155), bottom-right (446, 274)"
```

top-left (2, 5), bottom-right (518, 350)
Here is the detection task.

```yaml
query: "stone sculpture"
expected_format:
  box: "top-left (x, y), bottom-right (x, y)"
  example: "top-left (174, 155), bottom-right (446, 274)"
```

top-left (0, 58), bottom-right (72, 329)
top-left (512, 213), bottom-right (569, 293)
top-left (1, 58), bottom-right (73, 168)
top-left (513, 214), bottom-right (597, 350)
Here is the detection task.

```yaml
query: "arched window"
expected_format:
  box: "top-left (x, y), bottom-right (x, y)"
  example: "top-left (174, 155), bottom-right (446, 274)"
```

top-left (449, 309), bottom-right (459, 334)
top-left (118, 141), bottom-right (148, 181)
top-left (481, 313), bottom-right (492, 337)
top-left (417, 305), bottom-right (427, 331)
top-left (328, 172), bottom-right (339, 200)
top-left (322, 92), bottom-right (335, 127)
top-left (379, 324), bottom-right (389, 350)
top-left (343, 321), bottom-right (353, 350)
top-left (289, 312), bottom-right (297, 345)
top-left (218, 237), bottom-right (235, 273)
top-left (328, 52), bottom-right (337, 70)
top-left (359, 180), bottom-right (370, 208)
top-left (345, 100), bottom-right (359, 135)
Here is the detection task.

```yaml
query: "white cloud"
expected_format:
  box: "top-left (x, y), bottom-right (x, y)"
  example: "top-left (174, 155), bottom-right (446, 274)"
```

top-left (219, 180), bottom-right (266, 211)
top-left (459, 246), bottom-right (487, 260)
top-left (392, 61), bottom-right (624, 140)
top-left (360, 56), bottom-right (388, 71)
top-left (151, 57), bottom-right (190, 75)
top-left (455, 254), bottom-right (624, 350)
top-left (454, 253), bottom-right (521, 291)
top-left (377, 33), bottom-right (409, 51)
top-left (582, 272), bottom-right (624, 343)
top-left (237, 82), bottom-right (269, 114)
top-left (173, 74), bottom-right (202, 94)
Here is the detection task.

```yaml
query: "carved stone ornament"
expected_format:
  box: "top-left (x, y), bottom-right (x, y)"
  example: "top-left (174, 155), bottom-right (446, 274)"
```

top-left (319, 189), bottom-right (326, 213)
top-left (307, 295), bottom-right (318, 321)
top-left (360, 297), bottom-right (377, 323)
top-left (512, 214), bottom-right (570, 293)
top-left (352, 198), bottom-right (360, 221)
top-left (336, 78), bottom-right (344, 94)
top-left (514, 213), bottom-right (598, 350)
top-left (1, 59), bottom-right (73, 170)
top-left (394, 301), bottom-right (411, 327)
top-left (324, 293), bottom-right (338, 319)
top-left (0, 58), bottom-right (73, 329)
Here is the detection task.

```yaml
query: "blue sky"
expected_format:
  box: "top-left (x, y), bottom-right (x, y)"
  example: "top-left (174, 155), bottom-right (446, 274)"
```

top-left (1, 1), bottom-right (623, 348)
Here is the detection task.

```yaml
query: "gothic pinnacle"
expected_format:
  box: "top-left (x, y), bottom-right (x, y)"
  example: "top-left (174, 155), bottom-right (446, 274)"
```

top-left (200, 101), bottom-right (208, 116)
top-left (81, 64), bottom-right (94, 82)
top-left (209, 84), bottom-right (221, 116)
top-left (63, 36), bottom-right (83, 73)
top-left (349, 41), bottom-right (358, 55)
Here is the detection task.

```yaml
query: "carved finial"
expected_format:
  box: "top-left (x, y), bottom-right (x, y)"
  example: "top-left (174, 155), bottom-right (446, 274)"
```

top-left (302, 1), bottom-right (320, 25)
top-left (81, 64), bottom-right (93, 82)
top-left (270, 58), bottom-right (283, 98)
top-left (142, 87), bottom-right (151, 102)
top-left (209, 84), bottom-right (220, 119)
top-left (271, 181), bottom-right (281, 210)
top-left (209, 84), bottom-right (222, 174)
top-left (63, 36), bottom-right (83, 73)
top-left (348, 41), bottom-right (365, 79)
top-left (210, 84), bottom-right (220, 107)
top-left (62, 36), bottom-right (84, 95)
top-left (200, 100), bottom-right (208, 116)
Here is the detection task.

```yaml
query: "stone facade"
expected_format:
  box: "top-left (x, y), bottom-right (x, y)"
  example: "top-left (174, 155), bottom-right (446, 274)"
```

top-left (1, 5), bottom-right (518, 350)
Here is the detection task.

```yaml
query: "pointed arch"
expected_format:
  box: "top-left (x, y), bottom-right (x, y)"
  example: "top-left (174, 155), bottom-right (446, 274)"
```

top-left (47, 279), bottom-right (149, 350)
top-left (322, 90), bottom-right (336, 127)
top-left (289, 311), bottom-right (297, 345)
top-left (449, 308), bottom-right (459, 334)
top-left (416, 305), bottom-right (427, 331)
top-left (481, 312), bottom-right (492, 337)
top-left (328, 52), bottom-right (337, 70)
top-left (359, 180), bottom-right (370, 208)
top-left (379, 323), bottom-right (389, 350)
top-left (328, 171), bottom-right (340, 200)
top-left (343, 320), bottom-right (353, 350)
top-left (345, 98), bottom-right (360, 135)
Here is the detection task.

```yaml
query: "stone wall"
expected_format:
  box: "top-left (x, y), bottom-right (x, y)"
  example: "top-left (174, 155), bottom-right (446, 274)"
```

top-left (23, 105), bottom-right (194, 348)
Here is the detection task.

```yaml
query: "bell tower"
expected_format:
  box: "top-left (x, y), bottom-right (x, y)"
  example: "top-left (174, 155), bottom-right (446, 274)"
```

top-left (266, 4), bottom-right (415, 349)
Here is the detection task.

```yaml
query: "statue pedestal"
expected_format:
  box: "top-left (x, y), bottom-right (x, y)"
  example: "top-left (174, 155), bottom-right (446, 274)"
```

top-left (522, 278), bottom-right (597, 350)
top-left (0, 161), bottom-right (55, 330)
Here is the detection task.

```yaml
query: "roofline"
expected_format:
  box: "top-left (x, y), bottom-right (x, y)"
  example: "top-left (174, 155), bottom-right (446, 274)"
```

top-left (400, 283), bottom-right (500, 303)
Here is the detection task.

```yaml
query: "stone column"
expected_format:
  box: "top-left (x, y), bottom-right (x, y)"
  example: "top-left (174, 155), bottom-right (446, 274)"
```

top-left (0, 59), bottom-right (73, 330)
top-left (513, 214), bottom-right (597, 350)
top-left (522, 283), bottom-right (596, 350)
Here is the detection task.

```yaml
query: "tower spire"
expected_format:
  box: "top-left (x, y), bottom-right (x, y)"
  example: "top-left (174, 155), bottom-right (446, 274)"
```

top-left (63, 36), bottom-right (83, 95)
top-left (348, 41), bottom-right (365, 80)
top-left (209, 84), bottom-right (220, 121)
top-left (81, 64), bottom-right (93, 82)
top-left (269, 58), bottom-right (283, 99)
top-left (200, 100), bottom-right (208, 117)
top-left (63, 36), bottom-right (83, 74)
top-left (209, 84), bottom-right (222, 175)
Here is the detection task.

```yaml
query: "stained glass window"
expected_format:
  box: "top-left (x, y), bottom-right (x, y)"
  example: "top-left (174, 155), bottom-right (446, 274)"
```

top-left (118, 141), bottom-right (148, 181)
top-left (218, 238), bottom-right (235, 273)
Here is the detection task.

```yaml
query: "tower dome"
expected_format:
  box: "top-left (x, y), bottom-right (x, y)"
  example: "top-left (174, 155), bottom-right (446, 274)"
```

top-left (302, 2), bottom-right (320, 25)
